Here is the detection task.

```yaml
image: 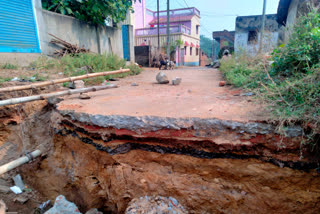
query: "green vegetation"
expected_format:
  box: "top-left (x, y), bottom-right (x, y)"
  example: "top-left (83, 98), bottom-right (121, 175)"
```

top-left (42, 0), bottom-right (136, 25)
top-left (31, 53), bottom-right (142, 85)
top-left (1, 63), bottom-right (19, 69)
top-left (220, 10), bottom-right (320, 138)
top-left (0, 77), bottom-right (12, 85)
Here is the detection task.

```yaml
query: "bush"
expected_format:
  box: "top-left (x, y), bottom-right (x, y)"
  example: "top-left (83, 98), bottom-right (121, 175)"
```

top-left (220, 10), bottom-right (320, 136)
top-left (219, 54), bottom-right (268, 88)
top-left (58, 53), bottom-right (127, 76)
top-left (271, 10), bottom-right (320, 76)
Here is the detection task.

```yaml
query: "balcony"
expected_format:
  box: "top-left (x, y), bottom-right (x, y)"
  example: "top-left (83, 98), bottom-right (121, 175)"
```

top-left (135, 25), bottom-right (191, 36)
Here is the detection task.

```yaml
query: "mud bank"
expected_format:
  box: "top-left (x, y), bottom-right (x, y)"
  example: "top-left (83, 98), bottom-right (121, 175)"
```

top-left (1, 101), bottom-right (320, 213)
top-left (20, 109), bottom-right (320, 213)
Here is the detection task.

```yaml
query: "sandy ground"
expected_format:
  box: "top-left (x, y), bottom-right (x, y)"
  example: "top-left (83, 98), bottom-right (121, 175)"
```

top-left (58, 67), bottom-right (269, 122)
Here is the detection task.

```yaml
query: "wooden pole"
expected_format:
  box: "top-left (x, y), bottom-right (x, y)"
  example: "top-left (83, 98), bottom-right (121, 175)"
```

top-left (0, 85), bottom-right (117, 107)
top-left (0, 69), bottom-right (129, 93)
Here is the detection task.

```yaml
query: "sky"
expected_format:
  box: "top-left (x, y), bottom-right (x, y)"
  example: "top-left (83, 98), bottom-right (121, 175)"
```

top-left (147, 0), bottom-right (280, 38)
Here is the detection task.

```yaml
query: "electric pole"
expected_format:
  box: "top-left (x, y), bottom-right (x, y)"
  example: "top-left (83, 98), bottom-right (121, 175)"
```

top-left (259, 0), bottom-right (267, 52)
top-left (157, 0), bottom-right (160, 51)
top-left (166, 0), bottom-right (170, 58)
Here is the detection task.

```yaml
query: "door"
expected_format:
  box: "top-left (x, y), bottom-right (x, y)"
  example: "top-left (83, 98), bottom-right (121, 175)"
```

top-left (122, 25), bottom-right (130, 61)
top-left (0, 0), bottom-right (41, 53)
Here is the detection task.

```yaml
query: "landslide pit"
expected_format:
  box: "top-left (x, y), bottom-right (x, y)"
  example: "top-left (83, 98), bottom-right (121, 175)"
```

top-left (1, 99), bottom-right (319, 214)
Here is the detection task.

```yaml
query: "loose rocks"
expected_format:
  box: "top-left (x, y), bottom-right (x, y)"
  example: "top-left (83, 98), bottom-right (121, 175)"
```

top-left (125, 196), bottom-right (187, 214)
top-left (79, 93), bottom-right (91, 100)
top-left (172, 77), bottom-right (182, 85)
top-left (45, 195), bottom-right (81, 214)
top-left (219, 81), bottom-right (226, 87)
top-left (156, 72), bottom-right (169, 84)
top-left (69, 80), bottom-right (85, 89)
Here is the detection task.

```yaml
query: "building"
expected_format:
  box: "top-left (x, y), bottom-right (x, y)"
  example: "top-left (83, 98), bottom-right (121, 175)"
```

top-left (134, 0), bottom-right (201, 66)
top-left (0, 0), bottom-right (134, 65)
top-left (212, 30), bottom-right (235, 59)
top-left (234, 14), bottom-right (280, 55)
top-left (277, 0), bottom-right (320, 42)
top-left (199, 49), bottom-right (210, 66)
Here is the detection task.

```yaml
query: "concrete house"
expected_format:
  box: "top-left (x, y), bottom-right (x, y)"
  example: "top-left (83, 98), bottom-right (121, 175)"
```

top-left (277, 0), bottom-right (320, 41)
top-left (212, 30), bottom-right (235, 59)
top-left (277, 0), bottom-right (320, 26)
top-left (234, 14), bottom-right (280, 55)
top-left (0, 0), bottom-right (135, 64)
top-left (134, 0), bottom-right (201, 66)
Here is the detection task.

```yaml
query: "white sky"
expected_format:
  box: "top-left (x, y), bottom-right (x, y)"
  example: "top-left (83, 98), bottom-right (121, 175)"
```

top-left (147, 0), bottom-right (280, 38)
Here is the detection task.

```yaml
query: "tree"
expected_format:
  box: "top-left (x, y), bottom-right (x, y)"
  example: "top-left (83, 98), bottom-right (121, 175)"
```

top-left (200, 35), bottom-right (213, 57)
top-left (42, 0), bottom-right (136, 25)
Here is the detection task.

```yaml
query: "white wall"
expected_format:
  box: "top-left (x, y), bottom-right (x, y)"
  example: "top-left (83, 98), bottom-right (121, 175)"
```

top-left (235, 32), bottom-right (279, 55)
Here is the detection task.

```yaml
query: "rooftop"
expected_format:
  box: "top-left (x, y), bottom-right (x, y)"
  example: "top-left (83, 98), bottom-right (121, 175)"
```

top-left (148, 7), bottom-right (200, 25)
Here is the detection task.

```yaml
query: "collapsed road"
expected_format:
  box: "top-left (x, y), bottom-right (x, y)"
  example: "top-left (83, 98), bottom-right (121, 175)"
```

top-left (0, 67), bottom-right (319, 213)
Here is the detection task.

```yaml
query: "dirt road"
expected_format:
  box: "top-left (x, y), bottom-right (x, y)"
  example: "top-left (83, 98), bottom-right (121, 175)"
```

top-left (58, 67), bottom-right (268, 122)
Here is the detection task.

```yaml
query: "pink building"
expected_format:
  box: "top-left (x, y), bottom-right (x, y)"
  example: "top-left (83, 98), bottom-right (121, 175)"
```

top-left (134, 0), bottom-right (201, 66)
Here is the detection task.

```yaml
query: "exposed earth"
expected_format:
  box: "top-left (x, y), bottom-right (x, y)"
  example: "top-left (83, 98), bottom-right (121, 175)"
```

top-left (0, 67), bottom-right (319, 213)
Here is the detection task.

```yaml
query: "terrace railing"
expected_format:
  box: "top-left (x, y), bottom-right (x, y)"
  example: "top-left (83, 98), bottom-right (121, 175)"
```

top-left (135, 25), bottom-right (191, 36)
top-left (147, 7), bottom-right (200, 18)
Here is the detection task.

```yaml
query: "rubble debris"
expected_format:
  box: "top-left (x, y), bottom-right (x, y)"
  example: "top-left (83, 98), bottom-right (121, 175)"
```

top-left (13, 174), bottom-right (25, 191)
top-left (0, 185), bottom-right (10, 194)
top-left (49, 34), bottom-right (89, 57)
top-left (172, 77), bottom-right (182, 85)
top-left (14, 195), bottom-right (29, 204)
top-left (0, 200), bottom-right (6, 214)
top-left (219, 81), bottom-right (226, 87)
top-left (109, 78), bottom-right (119, 81)
top-left (125, 196), bottom-right (187, 214)
top-left (69, 80), bottom-right (85, 89)
top-left (212, 60), bottom-right (220, 68)
top-left (241, 92), bottom-right (255, 96)
top-left (85, 208), bottom-right (102, 214)
top-left (11, 77), bottom-right (20, 81)
top-left (233, 92), bottom-right (255, 97)
top-left (79, 93), bottom-right (91, 100)
top-left (36, 200), bottom-right (52, 214)
top-left (45, 195), bottom-right (81, 214)
top-left (156, 71), bottom-right (169, 84)
top-left (10, 186), bottom-right (22, 194)
top-left (131, 83), bottom-right (139, 86)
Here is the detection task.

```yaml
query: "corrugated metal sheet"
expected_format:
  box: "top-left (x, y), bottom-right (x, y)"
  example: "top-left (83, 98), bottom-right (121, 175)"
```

top-left (0, 0), bottom-right (40, 53)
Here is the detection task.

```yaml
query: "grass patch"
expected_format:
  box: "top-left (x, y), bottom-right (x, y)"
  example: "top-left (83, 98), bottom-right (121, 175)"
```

top-left (1, 63), bottom-right (19, 69)
top-left (29, 55), bottom-right (56, 70)
top-left (0, 77), bottom-right (12, 86)
top-left (220, 9), bottom-right (320, 145)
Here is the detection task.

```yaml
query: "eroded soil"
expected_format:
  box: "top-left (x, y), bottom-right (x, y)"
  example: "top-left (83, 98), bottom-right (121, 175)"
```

top-left (0, 67), bottom-right (319, 213)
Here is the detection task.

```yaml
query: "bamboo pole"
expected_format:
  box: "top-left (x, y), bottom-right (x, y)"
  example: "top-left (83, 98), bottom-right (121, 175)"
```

top-left (0, 69), bottom-right (130, 93)
top-left (0, 85), bottom-right (117, 107)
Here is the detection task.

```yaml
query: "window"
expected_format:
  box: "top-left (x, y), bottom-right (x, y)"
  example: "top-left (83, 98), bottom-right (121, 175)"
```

top-left (184, 46), bottom-right (187, 55)
top-left (248, 31), bottom-right (258, 44)
top-left (196, 25), bottom-right (200, 34)
top-left (190, 47), bottom-right (192, 56)
top-left (196, 48), bottom-right (199, 56)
